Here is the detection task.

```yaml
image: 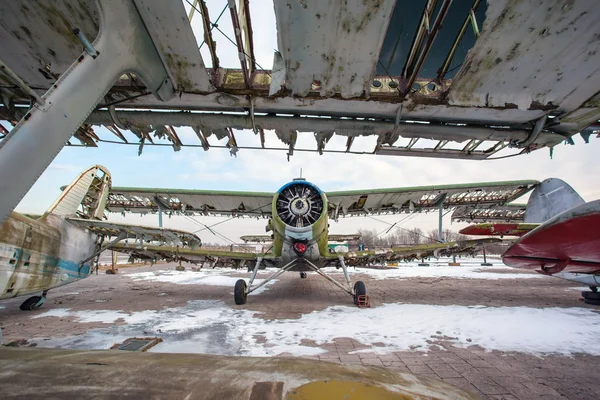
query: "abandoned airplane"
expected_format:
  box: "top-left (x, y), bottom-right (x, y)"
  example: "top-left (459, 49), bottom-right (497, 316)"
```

top-left (0, 165), bottom-right (200, 310)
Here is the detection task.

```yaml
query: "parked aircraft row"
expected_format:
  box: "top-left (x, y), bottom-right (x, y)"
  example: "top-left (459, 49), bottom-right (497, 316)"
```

top-left (1, 166), bottom-right (598, 310)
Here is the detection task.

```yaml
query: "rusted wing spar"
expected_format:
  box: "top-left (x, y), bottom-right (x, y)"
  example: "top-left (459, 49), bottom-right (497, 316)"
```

top-left (0, 0), bottom-right (599, 162)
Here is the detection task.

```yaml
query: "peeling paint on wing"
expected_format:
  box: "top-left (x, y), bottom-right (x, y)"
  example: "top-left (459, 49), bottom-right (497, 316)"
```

top-left (274, 0), bottom-right (396, 98)
top-left (449, 0), bottom-right (600, 111)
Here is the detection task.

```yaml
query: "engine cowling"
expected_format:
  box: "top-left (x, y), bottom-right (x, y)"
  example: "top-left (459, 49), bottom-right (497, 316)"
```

top-left (275, 181), bottom-right (325, 228)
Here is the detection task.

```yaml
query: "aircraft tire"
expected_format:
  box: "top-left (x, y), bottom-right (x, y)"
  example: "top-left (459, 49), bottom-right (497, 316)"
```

top-left (583, 297), bottom-right (600, 306)
top-left (582, 291), bottom-right (600, 300)
top-left (19, 296), bottom-right (42, 311)
top-left (300, 272), bottom-right (307, 279)
top-left (234, 279), bottom-right (247, 305)
top-left (353, 281), bottom-right (366, 305)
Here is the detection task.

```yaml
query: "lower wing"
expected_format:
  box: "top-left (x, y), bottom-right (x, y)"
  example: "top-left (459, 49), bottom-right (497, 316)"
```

top-left (110, 243), bottom-right (279, 269)
top-left (330, 238), bottom-right (501, 266)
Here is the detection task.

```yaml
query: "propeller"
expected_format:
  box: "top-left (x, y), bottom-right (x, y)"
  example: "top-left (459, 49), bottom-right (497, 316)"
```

top-left (276, 183), bottom-right (324, 227)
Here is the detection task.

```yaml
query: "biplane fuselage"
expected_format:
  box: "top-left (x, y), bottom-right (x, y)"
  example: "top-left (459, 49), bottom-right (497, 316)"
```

top-left (269, 179), bottom-right (331, 270)
top-left (0, 212), bottom-right (95, 300)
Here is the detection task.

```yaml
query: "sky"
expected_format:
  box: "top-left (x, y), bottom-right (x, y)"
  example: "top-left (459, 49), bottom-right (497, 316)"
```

top-left (8, 0), bottom-right (600, 244)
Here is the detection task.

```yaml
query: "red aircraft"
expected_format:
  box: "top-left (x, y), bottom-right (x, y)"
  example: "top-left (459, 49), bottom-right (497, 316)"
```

top-left (461, 178), bottom-right (600, 305)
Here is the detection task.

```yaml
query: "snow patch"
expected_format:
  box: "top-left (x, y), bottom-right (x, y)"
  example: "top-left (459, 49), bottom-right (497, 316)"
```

top-left (126, 269), bottom-right (277, 294)
top-left (342, 265), bottom-right (540, 280)
top-left (31, 302), bottom-right (600, 357)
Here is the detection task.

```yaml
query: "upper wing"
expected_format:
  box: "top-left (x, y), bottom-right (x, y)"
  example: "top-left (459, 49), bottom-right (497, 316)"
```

top-left (330, 238), bottom-right (501, 266)
top-left (104, 180), bottom-right (537, 221)
top-left (110, 243), bottom-right (279, 269)
top-left (326, 181), bottom-right (537, 220)
top-left (106, 187), bottom-right (274, 217)
top-left (67, 218), bottom-right (201, 247)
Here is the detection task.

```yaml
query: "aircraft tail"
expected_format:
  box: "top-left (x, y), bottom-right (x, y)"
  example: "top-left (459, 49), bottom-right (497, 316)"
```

top-left (524, 178), bottom-right (584, 223)
top-left (46, 165), bottom-right (112, 220)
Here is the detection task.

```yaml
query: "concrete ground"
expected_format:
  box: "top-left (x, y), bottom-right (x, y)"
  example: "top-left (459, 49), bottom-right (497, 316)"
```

top-left (1, 260), bottom-right (599, 400)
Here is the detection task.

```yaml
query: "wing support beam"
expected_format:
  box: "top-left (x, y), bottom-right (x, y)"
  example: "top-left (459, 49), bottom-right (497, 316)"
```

top-left (246, 257), bottom-right (293, 295)
top-left (304, 257), bottom-right (354, 296)
top-left (0, 0), bottom-right (176, 224)
top-left (78, 230), bottom-right (128, 271)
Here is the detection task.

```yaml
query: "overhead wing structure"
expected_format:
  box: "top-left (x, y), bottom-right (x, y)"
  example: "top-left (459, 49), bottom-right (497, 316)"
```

top-left (332, 238), bottom-right (501, 266)
top-left (1, 1), bottom-right (598, 160)
top-left (66, 218), bottom-right (201, 247)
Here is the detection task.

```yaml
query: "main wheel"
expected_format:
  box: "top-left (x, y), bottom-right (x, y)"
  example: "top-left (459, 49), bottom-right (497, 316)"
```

top-left (590, 286), bottom-right (598, 293)
top-left (300, 272), bottom-right (307, 279)
top-left (582, 291), bottom-right (600, 300)
top-left (353, 281), bottom-right (366, 305)
top-left (234, 279), bottom-right (247, 305)
top-left (19, 296), bottom-right (42, 311)
top-left (584, 297), bottom-right (600, 306)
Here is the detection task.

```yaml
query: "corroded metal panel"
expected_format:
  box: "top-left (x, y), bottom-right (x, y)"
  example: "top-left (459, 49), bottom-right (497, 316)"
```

top-left (274, 0), bottom-right (396, 98)
top-left (449, 0), bottom-right (600, 112)
top-left (134, 0), bottom-right (214, 92)
top-left (0, 0), bottom-right (99, 89)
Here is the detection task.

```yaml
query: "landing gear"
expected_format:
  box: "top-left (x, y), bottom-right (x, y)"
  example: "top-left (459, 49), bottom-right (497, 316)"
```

top-left (19, 290), bottom-right (48, 311)
top-left (590, 286), bottom-right (598, 293)
top-left (234, 279), bottom-right (247, 305)
top-left (232, 256), bottom-right (367, 305)
top-left (353, 281), bottom-right (366, 305)
top-left (582, 290), bottom-right (600, 305)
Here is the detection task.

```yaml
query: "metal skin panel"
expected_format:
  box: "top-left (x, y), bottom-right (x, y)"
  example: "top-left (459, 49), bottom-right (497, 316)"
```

top-left (133, 0), bottom-right (214, 92)
top-left (524, 178), bottom-right (585, 224)
top-left (449, 0), bottom-right (600, 112)
top-left (0, 0), bottom-right (99, 89)
top-left (274, 0), bottom-right (396, 98)
top-left (0, 213), bottom-right (94, 300)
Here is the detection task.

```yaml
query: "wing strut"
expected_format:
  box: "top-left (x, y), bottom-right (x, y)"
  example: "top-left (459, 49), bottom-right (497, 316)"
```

top-left (78, 231), bottom-right (128, 271)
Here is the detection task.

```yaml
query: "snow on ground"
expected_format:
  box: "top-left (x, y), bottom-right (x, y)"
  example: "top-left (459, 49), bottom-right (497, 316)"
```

top-left (31, 301), bottom-right (600, 357)
top-left (564, 287), bottom-right (591, 292)
top-left (126, 269), bottom-right (277, 294)
top-left (341, 258), bottom-right (541, 280)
